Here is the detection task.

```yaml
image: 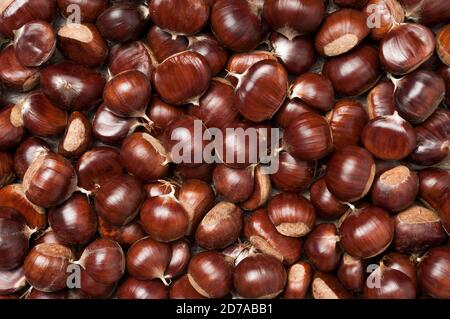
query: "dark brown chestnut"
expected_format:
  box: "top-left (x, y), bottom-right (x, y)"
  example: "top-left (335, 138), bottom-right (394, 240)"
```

top-left (146, 96), bottom-right (185, 137)
top-left (401, 0), bottom-right (450, 27)
top-left (418, 168), bottom-right (450, 211)
top-left (0, 266), bottom-right (26, 295)
top-left (188, 34), bottom-right (229, 76)
top-left (146, 26), bottom-right (188, 63)
top-left (0, 46), bottom-right (39, 91)
top-left (283, 261), bottom-right (312, 299)
top-left (58, 111), bottom-right (93, 158)
top-left (270, 152), bottom-right (315, 193)
top-left (175, 163), bottom-right (214, 183)
top-left (381, 252), bottom-right (417, 287)
top-left (366, 80), bottom-right (395, 119)
top-left (311, 272), bottom-right (352, 299)
top-left (0, 104), bottom-right (25, 150)
top-left (417, 246), bottom-right (450, 299)
top-left (213, 164), bottom-right (254, 203)
top-left (241, 165), bottom-right (271, 211)
top-left (108, 41), bottom-right (154, 79)
top-left (304, 223), bottom-right (341, 272)
top-left (57, 0), bottom-right (109, 23)
top-left (337, 254), bottom-right (365, 293)
top-left (98, 217), bottom-right (146, 248)
top-left (226, 51), bottom-right (277, 82)
top-left (290, 73), bottom-right (334, 112)
top-left (165, 239), bottom-right (191, 279)
top-left (438, 64), bottom-right (450, 107)
top-left (77, 269), bottom-right (115, 299)
top-left (440, 193), bottom-right (450, 235)
top-left (363, 0), bottom-right (404, 40)
top-left (117, 277), bottom-right (168, 299)
top-left (364, 266), bottom-right (416, 299)
top-left (310, 177), bottom-right (349, 220)
top-left (0, 151), bottom-right (14, 187)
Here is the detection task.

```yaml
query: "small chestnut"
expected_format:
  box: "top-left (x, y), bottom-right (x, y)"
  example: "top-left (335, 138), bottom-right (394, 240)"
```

top-left (312, 272), bottom-right (352, 299)
top-left (337, 254), bottom-right (365, 293)
top-left (283, 261), bottom-right (313, 299)
top-left (147, 96), bottom-right (185, 137)
top-left (241, 165), bottom-right (271, 211)
top-left (117, 277), bottom-right (168, 299)
top-left (188, 34), bottom-right (229, 76)
top-left (290, 73), bottom-right (334, 112)
top-left (146, 26), bottom-right (188, 63)
top-left (364, 266), bottom-right (416, 299)
top-left (57, 0), bottom-right (109, 23)
top-left (310, 177), bottom-right (349, 220)
top-left (170, 275), bottom-right (206, 299)
top-left (58, 111), bottom-right (93, 158)
top-left (0, 46), bottom-right (40, 91)
top-left (108, 41), bottom-right (154, 79)
top-left (13, 137), bottom-right (49, 180)
top-left (0, 104), bottom-right (25, 150)
top-left (419, 168), bottom-right (450, 211)
top-left (363, 0), bottom-right (405, 40)
top-left (417, 246), bottom-right (450, 299)
top-left (304, 223), bottom-right (341, 272)
top-left (366, 80), bottom-right (395, 119)
top-left (98, 217), bottom-right (146, 248)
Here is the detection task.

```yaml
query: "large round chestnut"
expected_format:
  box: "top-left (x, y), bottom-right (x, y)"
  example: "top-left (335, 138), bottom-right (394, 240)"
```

top-left (304, 223), bottom-right (341, 272)
top-left (57, 0), bottom-right (109, 23)
top-left (419, 168), bottom-right (450, 211)
top-left (187, 251), bottom-right (233, 299)
top-left (322, 44), bottom-right (381, 96)
top-left (283, 261), bottom-right (312, 299)
top-left (339, 205), bottom-right (394, 259)
top-left (146, 26), bottom-right (188, 63)
top-left (325, 146), bottom-right (375, 202)
top-left (189, 34), bottom-right (229, 76)
top-left (362, 112), bottom-right (416, 160)
top-left (366, 80), bottom-right (395, 119)
top-left (152, 51), bottom-right (211, 105)
top-left (417, 246), bottom-right (450, 299)
top-left (310, 178), bottom-right (349, 220)
top-left (364, 266), bottom-right (416, 299)
top-left (290, 73), bottom-right (334, 112)
top-left (337, 254), bottom-right (365, 293)
top-left (0, 46), bottom-right (39, 91)
top-left (380, 23), bottom-right (435, 75)
top-left (77, 269), bottom-right (115, 299)
top-left (0, 266), bottom-right (26, 295)
top-left (117, 277), bottom-right (168, 299)
top-left (212, 164), bottom-right (254, 203)
top-left (283, 112), bottom-right (333, 161)
top-left (147, 96), bottom-right (185, 137)
top-left (108, 41), bottom-right (154, 79)
top-left (0, 105), bottom-right (26, 150)
top-left (381, 252), bottom-right (417, 287)
top-left (233, 254), bottom-right (287, 299)
top-left (98, 218), bottom-right (146, 248)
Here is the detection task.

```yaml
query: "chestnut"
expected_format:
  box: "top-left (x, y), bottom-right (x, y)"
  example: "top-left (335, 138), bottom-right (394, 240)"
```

top-left (188, 34), bottom-right (229, 76)
top-left (337, 254), bottom-right (365, 293)
top-left (362, 112), bottom-right (416, 160)
top-left (187, 251), bottom-right (233, 299)
top-left (381, 252), bottom-right (417, 287)
top-left (48, 193), bottom-right (97, 245)
top-left (57, 23), bottom-right (108, 67)
top-left (326, 99), bottom-right (368, 151)
top-left (77, 269), bottom-right (115, 299)
top-left (322, 44), bottom-right (381, 96)
top-left (372, 165), bottom-right (419, 212)
top-left (165, 239), bottom-right (191, 279)
top-left (195, 202), bottom-right (243, 250)
top-left (363, 0), bottom-right (404, 40)
top-left (58, 111), bottom-right (93, 158)
top-left (226, 51), bottom-right (277, 82)
top-left (290, 73), bottom-right (334, 112)
top-left (241, 165), bottom-right (271, 211)
top-left (170, 275), bottom-right (206, 299)
top-left (417, 246), bottom-right (450, 299)
top-left (364, 266), bottom-right (416, 299)
top-left (213, 164), bottom-right (254, 203)
top-left (393, 205), bottom-right (446, 253)
top-left (0, 267), bottom-right (26, 295)
top-left (380, 23), bottom-right (435, 75)
top-left (23, 152), bottom-right (77, 208)
top-left (440, 194), bottom-right (450, 235)
top-left (57, 0), bottom-right (109, 23)
top-left (270, 151), bottom-right (315, 192)
top-left (152, 51), bottom-right (211, 105)
top-left (437, 64), bottom-right (450, 107)
top-left (96, 2), bottom-right (149, 43)
top-left (0, 104), bottom-right (25, 150)
top-left (13, 20), bottom-right (56, 67)
top-left (77, 239), bottom-right (125, 285)
top-left (34, 229), bottom-right (66, 246)
top-left (267, 193), bottom-right (316, 238)
top-left (146, 26), bottom-right (188, 63)
top-left (108, 41), bottom-right (154, 80)
top-left (144, 180), bottom-right (179, 199)
top-left (0, 46), bottom-right (40, 91)
top-left (339, 205), bottom-right (394, 259)
top-left (304, 223), bottom-right (341, 272)
top-left (147, 96), bottom-right (185, 137)
top-left (419, 168), bottom-right (450, 211)
top-left (312, 272), bottom-right (352, 299)
top-left (140, 195), bottom-right (189, 242)
top-left (98, 217), bottom-right (146, 248)
top-left (283, 261), bottom-right (313, 299)
top-left (14, 137), bottom-right (50, 179)
top-left (94, 174), bottom-right (145, 226)
top-left (325, 146), bottom-right (375, 202)
top-left (175, 163), bottom-right (214, 183)
top-left (310, 177), bottom-right (349, 220)
top-left (23, 243), bottom-right (74, 292)
top-left (27, 288), bottom-right (70, 299)
top-left (40, 61), bottom-right (105, 112)
top-left (0, 151), bottom-right (14, 187)
top-left (117, 277), bottom-right (168, 299)
top-left (366, 80), bottom-right (395, 119)
top-left (283, 112), bottom-right (333, 161)
top-left (401, 0), bottom-right (450, 27)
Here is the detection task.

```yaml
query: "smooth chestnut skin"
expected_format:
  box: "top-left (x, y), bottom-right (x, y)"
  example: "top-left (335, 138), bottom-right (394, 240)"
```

top-left (57, 23), bottom-right (108, 67)
top-left (440, 194), bottom-right (450, 235)
top-left (147, 96), bottom-right (185, 136)
top-left (176, 163), bottom-right (214, 183)
top-left (267, 193), bottom-right (316, 238)
top-left (240, 165), bottom-right (272, 211)
top-left (48, 193), bottom-right (97, 245)
top-left (394, 70), bottom-right (445, 124)
top-left (117, 277), bottom-right (168, 299)
top-left (97, 3), bottom-right (149, 43)
top-left (283, 112), bottom-right (333, 161)
top-left (244, 209), bottom-right (302, 265)
top-left (33, 229), bottom-right (66, 246)
top-left (120, 133), bottom-right (169, 182)
top-left (195, 202), bottom-right (243, 250)
top-left (304, 223), bottom-right (341, 272)
top-left (146, 26), bottom-right (188, 63)
top-left (325, 146), bottom-right (375, 202)
top-left (140, 195), bottom-right (189, 243)
top-left (382, 252), bottom-right (417, 287)
top-left (0, 267), bottom-right (26, 295)
top-left (23, 243), bottom-right (74, 292)
top-left (362, 112), bottom-right (416, 160)
top-left (166, 239), bottom-right (191, 279)
top-left (213, 164), bottom-right (254, 203)
top-left (337, 254), bottom-right (365, 293)
top-left (393, 205), bottom-right (446, 253)
top-left (312, 272), bottom-right (352, 299)
top-left (340, 205), bottom-right (394, 259)
top-left (104, 70), bottom-right (151, 118)
top-left (234, 254), bottom-right (287, 299)
top-left (290, 73), bottom-right (334, 112)
top-left (269, 32), bottom-right (316, 75)
top-left (188, 251), bottom-right (233, 299)
top-left (269, 151), bottom-right (315, 193)
top-left (419, 168), bottom-right (450, 211)
top-left (315, 9), bottom-right (369, 57)
top-left (283, 261), bottom-right (313, 299)
top-left (189, 34), bottom-right (229, 76)
top-left (98, 217), bottom-right (146, 248)
top-left (310, 178), bottom-right (349, 220)
top-left (380, 23), bottom-right (435, 75)
top-left (170, 275), bottom-right (206, 299)
top-left (76, 269), bottom-right (115, 299)
top-left (57, 0), bottom-right (109, 23)
top-left (145, 181), bottom-right (178, 199)
top-left (40, 61), bottom-right (105, 112)
top-left (366, 80), bottom-right (395, 119)
top-left (58, 111), bottom-right (93, 158)
top-left (401, 0), bottom-right (450, 27)
top-left (322, 44), bottom-right (381, 96)
top-left (364, 266), bottom-right (416, 299)
top-left (76, 147), bottom-right (123, 194)
top-left (417, 246), bottom-right (450, 299)
top-left (0, 151), bottom-right (14, 187)
top-left (23, 152), bottom-right (77, 208)
top-left (0, 46), bottom-right (40, 91)
top-left (263, 0), bottom-right (325, 38)
top-left (211, 0), bottom-right (266, 52)
top-left (235, 60), bottom-right (288, 122)
top-left (372, 165), bottom-right (419, 212)
top-left (108, 41), bottom-right (154, 79)
top-left (326, 99), bottom-right (368, 151)
top-left (363, 0), bottom-right (404, 40)
top-left (13, 20), bottom-right (56, 67)
top-left (94, 174), bottom-right (145, 226)
top-left (227, 51), bottom-right (277, 80)
top-left (438, 64), bottom-right (450, 106)
top-left (0, 105), bottom-right (26, 150)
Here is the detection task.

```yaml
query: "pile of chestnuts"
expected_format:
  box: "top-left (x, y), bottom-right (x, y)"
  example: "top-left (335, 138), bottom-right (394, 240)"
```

top-left (0, 0), bottom-right (449, 300)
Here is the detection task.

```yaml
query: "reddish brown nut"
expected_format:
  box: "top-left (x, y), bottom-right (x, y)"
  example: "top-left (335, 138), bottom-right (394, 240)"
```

top-left (366, 80), bottom-right (395, 119)
top-left (108, 41), bottom-right (154, 79)
top-left (310, 178), bottom-right (349, 220)
top-left (188, 34), bottom-right (229, 76)
top-left (417, 246), bottom-right (450, 299)
top-left (0, 266), bottom-right (26, 295)
top-left (213, 164), bottom-right (254, 203)
top-left (0, 151), bottom-right (14, 187)
top-left (58, 112), bottom-right (93, 158)
top-left (363, 0), bottom-right (404, 40)
top-left (170, 275), bottom-right (206, 299)
top-left (0, 104), bottom-right (26, 150)
top-left (147, 96), bottom-right (185, 137)
top-left (289, 73), bottom-right (334, 112)
top-left (283, 261), bottom-right (313, 299)
top-left (117, 277), bottom-right (168, 299)
top-left (364, 266), bottom-right (416, 299)
top-left (57, 0), bottom-right (109, 23)
top-left (437, 24), bottom-right (450, 66)
top-left (241, 165), bottom-right (271, 211)
top-left (304, 223), bottom-right (341, 272)
top-left (419, 168), bottom-right (450, 211)
top-left (146, 26), bottom-right (188, 63)
top-left (0, 46), bottom-right (40, 91)
top-left (312, 272), bottom-right (352, 299)
top-left (337, 254), bottom-right (365, 293)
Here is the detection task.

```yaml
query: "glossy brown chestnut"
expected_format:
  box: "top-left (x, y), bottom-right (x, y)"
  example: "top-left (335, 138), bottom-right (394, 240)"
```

top-left (304, 223), bottom-right (341, 272)
top-left (0, 104), bottom-right (25, 150)
top-left (290, 73), bottom-right (334, 112)
top-left (77, 269), bottom-right (115, 299)
top-left (23, 152), bottom-right (77, 208)
top-left (337, 254), bottom-right (365, 293)
top-left (146, 26), bottom-right (188, 63)
top-left (381, 252), bottom-right (417, 287)
top-left (269, 152), bottom-right (314, 193)
top-left (417, 246), bottom-right (450, 299)
top-left (325, 146), bottom-right (375, 202)
top-left (437, 64), bottom-right (450, 106)
top-left (98, 217), bottom-right (146, 248)
top-left (310, 178), bottom-right (349, 220)
top-left (226, 51), bottom-right (277, 81)
top-left (175, 163), bottom-right (214, 183)
top-left (401, 0), bottom-right (450, 27)
top-left (166, 239), bottom-right (191, 279)
top-left (57, 0), bottom-right (109, 23)
top-left (195, 202), bottom-right (243, 250)
top-left (0, 151), bottom-right (14, 187)
top-left (188, 251), bottom-right (233, 299)
top-left (48, 193), bottom-right (97, 245)
top-left (188, 34), bottom-right (229, 76)
top-left (372, 165), bottom-right (419, 212)
top-left (0, 266), bottom-right (26, 295)
top-left (363, 0), bottom-right (404, 40)
top-left (108, 41), bottom-right (154, 79)
top-left (283, 112), bottom-right (333, 161)
top-left (13, 20), bottom-right (56, 67)
top-left (440, 194), bottom-right (450, 235)
top-left (340, 205), bottom-right (394, 258)
top-left (241, 165), bottom-right (271, 211)
top-left (213, 164), bottom-right (254, 203)
top-left (152, 51), bottom-right (211, 105)
top-left (97, 2), bottom-right (149, 42)
top-left (33, 229), bottom-right (66, 246)
top-left (0, 46), bottom-right (39, 91)
top-left (26, 289), bottom-right (69, 299)
top-left (40, 61), bottom-right (105, 112)
top-left (283, 261), bottom-right (313, 299)
top-left (94, 174), bottom-right (145, 226)
top-left (117, 277), bottom-right (168, 299)
top-left (23, 243), bottom-right (74, 292)
top-left (322, 44), bottom-right (381, 96)
top-left (364, 266), bottom-right (416, 299)
top-left (57, 23), bottom-right (108, 67)
top-left (146, 96), bottom-right (185, 137)
top-left (311, 272), bottom-right (352, 299)
top-left (366, 80), bottom-right (395, 119)
top-left (267, 193), bottom-right (316, 238)
top-left (58, 111), bottom-right (93, 158)
top-left (170, 275), bottom-right (206, 299)
top-left (362, 112), bottom-right (416, 160)
top-left (380, 23), bottom-right (435, 75)
top-left (418, 168), bottom-right (450, 211)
